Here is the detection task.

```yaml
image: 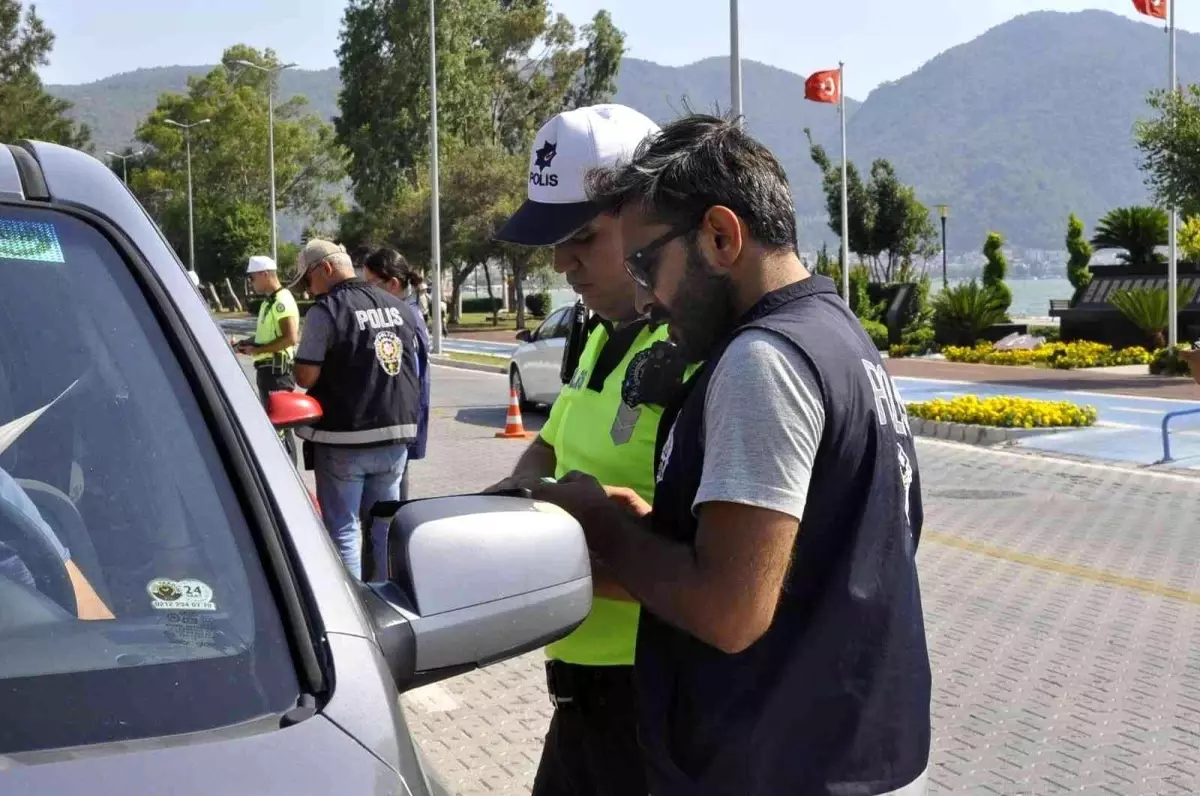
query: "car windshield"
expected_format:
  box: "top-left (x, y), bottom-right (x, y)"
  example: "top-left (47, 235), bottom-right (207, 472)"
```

top-left (0, 206), bottom-right (298, 754)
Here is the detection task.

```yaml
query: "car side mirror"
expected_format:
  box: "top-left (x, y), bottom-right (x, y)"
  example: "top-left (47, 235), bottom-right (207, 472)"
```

top-left (363, 495), bottom-right (591, 690)
top-left (266, 391), bottom-right (323, 430)
top-left (515, 329), bottom-right (533, 343)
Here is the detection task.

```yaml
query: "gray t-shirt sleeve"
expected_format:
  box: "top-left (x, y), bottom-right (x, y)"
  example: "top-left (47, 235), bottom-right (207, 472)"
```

top-left (294, 306), bottom-right (334, 365)
top-left (694, 329), bottom-right (826, 521)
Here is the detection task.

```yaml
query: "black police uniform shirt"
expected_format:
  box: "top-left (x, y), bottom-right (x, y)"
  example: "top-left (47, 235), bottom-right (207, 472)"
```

top-left (639, 275), bottom-right (931, 796)
top-left (294, 280), bottom-right (423, 448)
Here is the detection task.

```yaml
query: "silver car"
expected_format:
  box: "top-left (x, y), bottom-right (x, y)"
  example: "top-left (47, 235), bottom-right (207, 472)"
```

top-left (0, 140), bottom-right (591, 793)
top-left (510, 305), bottom-right (573, 409)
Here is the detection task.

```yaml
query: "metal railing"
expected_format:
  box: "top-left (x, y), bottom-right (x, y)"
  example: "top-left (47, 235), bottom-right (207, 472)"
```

top-left (1159, 407), bottom-right (1200, 463)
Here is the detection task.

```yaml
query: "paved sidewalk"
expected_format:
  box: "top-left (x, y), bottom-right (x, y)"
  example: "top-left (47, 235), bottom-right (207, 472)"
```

top-left (887, 358), bottom-right (1200, 400)
top-left (403, 366), bottom-right (1200, 795)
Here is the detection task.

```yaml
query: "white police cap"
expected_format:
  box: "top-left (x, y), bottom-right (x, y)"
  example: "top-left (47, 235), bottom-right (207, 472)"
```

top-left (246, 255), bottom-right (277, 274)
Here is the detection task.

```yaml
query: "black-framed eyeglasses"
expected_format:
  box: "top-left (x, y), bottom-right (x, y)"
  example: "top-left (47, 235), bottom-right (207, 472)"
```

top-left (624, 222), bottom-right (694, 291)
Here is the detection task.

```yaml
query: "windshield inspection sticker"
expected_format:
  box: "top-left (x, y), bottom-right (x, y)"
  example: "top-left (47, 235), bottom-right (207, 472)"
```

top-left (164, 612), bottom-right (218, 648)
top-left (0, 218), bottom-right (65, 263)
top-left (147, 578), bottom-right (216, 612)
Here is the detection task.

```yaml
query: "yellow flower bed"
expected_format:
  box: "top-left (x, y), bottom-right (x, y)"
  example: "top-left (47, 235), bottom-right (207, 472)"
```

top-left (941, 340), bottom-right (1152, 370)
top-left (906, 395), bottom-right (1098, 429)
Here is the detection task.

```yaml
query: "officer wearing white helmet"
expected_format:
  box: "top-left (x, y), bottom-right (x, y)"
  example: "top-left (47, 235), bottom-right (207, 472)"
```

top-left (232, 255), bottom-right (300, 460)
top-left (488, 104), bottom-right (699, 796)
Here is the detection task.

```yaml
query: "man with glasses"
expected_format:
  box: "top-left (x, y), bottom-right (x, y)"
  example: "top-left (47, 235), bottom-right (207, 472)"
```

top-left (291, 239), bottom-right (426, 581)
top-left (525, 115), bottom-right (932, 796)
top-left (488, 104), bottom-right (698, 796)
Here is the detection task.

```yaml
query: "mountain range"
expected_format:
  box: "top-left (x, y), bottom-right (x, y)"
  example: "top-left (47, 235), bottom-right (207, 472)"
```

top-left (45, 9), bottom-right (1193, 252)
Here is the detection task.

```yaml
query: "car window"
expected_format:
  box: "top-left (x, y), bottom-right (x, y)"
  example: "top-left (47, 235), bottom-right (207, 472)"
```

top-left (535, 307), bottom-right (570, 341)
top-left (0, 206), bottom-right (298, 754)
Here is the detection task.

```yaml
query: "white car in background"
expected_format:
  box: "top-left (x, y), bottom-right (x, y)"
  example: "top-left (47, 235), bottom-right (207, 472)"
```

top-left (508, 305), bottom-right (573, 410)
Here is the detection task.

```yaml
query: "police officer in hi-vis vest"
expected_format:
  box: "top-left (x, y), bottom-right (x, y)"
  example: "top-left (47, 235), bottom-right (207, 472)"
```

top-left (488, 105), bottom-right (698, 796)
top-left (234, 255), bottom-right (299, 461)
top-left (292, 239), bottom-right (428, 583)
top-left (524, 115), bottom-right (932, 796)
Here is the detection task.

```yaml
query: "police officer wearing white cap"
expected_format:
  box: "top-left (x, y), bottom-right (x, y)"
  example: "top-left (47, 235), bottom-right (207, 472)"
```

top-left (489, 104), bottom-right (698, 796)
top-left (233, 254), bottom-right (300, 460)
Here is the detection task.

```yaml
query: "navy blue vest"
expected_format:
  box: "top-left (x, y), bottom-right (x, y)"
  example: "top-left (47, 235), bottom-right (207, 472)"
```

top-left (298, 280), bottom-right (422, 448)
top-left (640, 275), bottom-right (930, 795)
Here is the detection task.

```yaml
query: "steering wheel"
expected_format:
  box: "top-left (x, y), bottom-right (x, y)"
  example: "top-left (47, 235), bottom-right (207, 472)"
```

top-left (0, 494), bottom-right (76, 616)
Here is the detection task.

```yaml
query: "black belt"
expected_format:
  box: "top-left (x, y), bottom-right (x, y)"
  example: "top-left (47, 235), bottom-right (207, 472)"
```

top-left (254, 354), bottom-right (293, 372)
top-left (545, 659), bottom-right (634, 711)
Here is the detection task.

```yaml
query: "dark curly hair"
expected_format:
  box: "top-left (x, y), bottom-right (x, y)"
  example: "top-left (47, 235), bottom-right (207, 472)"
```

top-left (587, 113), bottom-right (798, 252)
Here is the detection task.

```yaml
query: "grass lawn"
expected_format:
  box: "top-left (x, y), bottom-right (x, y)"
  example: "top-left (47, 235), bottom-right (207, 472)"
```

top-left (448, 311), bottom-right (518, 331)
top-left (439, 351), bottom-right (509, 369)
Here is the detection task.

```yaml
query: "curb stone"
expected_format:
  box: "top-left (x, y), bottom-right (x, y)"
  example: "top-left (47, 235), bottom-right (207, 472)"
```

top-left (430, 356), bottom-right (507, 375)
top-left (910, 417), bottom-right (1078, 446)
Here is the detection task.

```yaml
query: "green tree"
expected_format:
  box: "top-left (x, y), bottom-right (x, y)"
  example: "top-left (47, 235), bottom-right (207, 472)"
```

top-left (563, 10), bottom-right (624, 109)
top-left (1178, 216), bottom-right (1200, 262)
top-left (805, 131), bottom-right (936, 282)
top-left (336, 0), bottom-right (623, 212)
top-left (933, 281), bottom-right (1010, 347)
top-left (335, 0), bottom-right (494, 212)
top-left (1090, 206), bottom-right (1167, 267)
top-left (1134, 86), bottom-right (1200, 217)
top-left (199, 199), bottom-right (272, 281)
top-left (1065, 212), bottom-right (1093, 292)
top-left (814, 241), bottom-right (840, 284)
top-left (981, 232), bottom-right (1012, 316)
top-left (129, 46), bottom-right (346, 282)
top-left (1110, 285), bottom-right (1197, 349)
top-left (805, 128), bottom-right (871, 263)
top-left (337, 0), bottom-right (623, 324)
top-left (0, 1), bottom-right (90, 149)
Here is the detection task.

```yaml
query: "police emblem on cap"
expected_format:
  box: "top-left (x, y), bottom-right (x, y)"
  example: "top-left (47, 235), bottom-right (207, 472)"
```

top-left (534, 140), bottom-right (556, 171)
top-left (374, 330), bottom-right (403, 376)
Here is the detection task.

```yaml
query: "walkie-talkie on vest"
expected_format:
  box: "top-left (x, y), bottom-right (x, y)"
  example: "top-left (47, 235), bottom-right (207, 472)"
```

top-left (560, 300), bottom-right (590, 384)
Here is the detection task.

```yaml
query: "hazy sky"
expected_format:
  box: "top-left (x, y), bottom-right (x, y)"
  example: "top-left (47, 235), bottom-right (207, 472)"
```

top-left (34, 0), bottom-right (1194, 97)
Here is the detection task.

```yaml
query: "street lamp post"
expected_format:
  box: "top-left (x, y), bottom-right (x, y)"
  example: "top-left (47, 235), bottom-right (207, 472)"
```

top-left (429, 0), bottom-right (443, 355)
top-left (164, 119), bottom-right (212, 273)
top-left (937, 204), bottom-right (950, 290)
top-left (105, 149), bottom-right (144, 184)
top-left (232, 59), bottom-right (297, 264)
top-left (730, 0), bottom-right (743, 124)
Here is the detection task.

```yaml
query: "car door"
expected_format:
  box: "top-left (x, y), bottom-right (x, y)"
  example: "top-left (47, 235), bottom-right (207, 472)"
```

top-left (526, 307), bottom-right (572, 403)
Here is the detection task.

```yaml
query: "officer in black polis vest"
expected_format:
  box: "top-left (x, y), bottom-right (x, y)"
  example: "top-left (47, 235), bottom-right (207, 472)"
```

top-left (524, 116), bottom-right (932, 796)
top-left (292, 239), bottom-right (425, 583)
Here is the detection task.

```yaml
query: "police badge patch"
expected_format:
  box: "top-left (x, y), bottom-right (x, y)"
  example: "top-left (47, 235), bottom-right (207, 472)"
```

top-left (622, 340), bottom-right (688, 408)
top-left (374, 330), bottom-right (403, 376)
top-left (610, 401), bottom-right (641, 445)
top-left (276, 301), bottom-right (287, 314)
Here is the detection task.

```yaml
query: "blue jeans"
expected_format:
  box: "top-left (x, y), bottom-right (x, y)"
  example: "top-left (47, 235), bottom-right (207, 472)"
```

top-left (313, 443), bottom-right (408, 581)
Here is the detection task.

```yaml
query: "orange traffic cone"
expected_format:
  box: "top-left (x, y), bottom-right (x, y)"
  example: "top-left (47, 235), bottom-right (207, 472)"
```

top-left (496, 387), bottom-right (535, 439)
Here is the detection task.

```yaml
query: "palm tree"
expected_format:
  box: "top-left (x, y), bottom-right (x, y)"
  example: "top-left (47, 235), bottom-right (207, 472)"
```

top-left (932, 281), bottom-right (1010, 347)
top-left (1109, 285), bottom-right (1197, 349)
top-left (1090, 206), bottom-right (1168, 267)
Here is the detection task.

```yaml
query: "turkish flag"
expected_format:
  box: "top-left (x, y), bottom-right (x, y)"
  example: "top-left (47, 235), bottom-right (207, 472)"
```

top-left (805, 70), bottom-right (841, 104)
top-left (1133, 0), bottom-right (1167, 20)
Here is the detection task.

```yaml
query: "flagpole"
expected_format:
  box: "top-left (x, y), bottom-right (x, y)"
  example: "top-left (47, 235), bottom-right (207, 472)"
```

top-left (1168, 0), bottom-right (1178, 347)
top-left (839, 61), bottom-right (850, 303)
top-left (730, 0), bottom-right (743, 125)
